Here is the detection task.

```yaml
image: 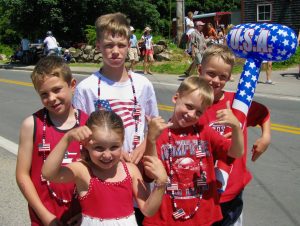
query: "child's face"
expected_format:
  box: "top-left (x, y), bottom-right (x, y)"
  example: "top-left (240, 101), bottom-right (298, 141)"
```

top-left (96, 33), bottom-right (129, 69)
top-left (198, 56), bottom-right (232, 101)
top-left (37, 76), bottom-right (75, 115)
top-left (172, 90), bottom-right (206, 128)
top-left (86, 127), bottom-right (123, 170)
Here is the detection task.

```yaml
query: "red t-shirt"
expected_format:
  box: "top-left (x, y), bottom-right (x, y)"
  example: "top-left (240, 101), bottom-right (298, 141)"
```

top-left (199, 91), bottom-right (270, 203)
top-left (29, 108), bottom-right (88, 225)
top-left (143, 124), bottom-right (231, 226)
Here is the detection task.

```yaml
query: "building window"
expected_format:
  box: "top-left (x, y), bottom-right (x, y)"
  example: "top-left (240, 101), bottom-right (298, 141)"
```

top-left (257, 3), bottom-right (272, 21)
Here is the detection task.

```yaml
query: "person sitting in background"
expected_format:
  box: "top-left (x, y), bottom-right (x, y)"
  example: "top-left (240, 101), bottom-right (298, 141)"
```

top-left (43, 31), bottom-right (59, 56)
top-left (63, 49), bottom-right (72, 63)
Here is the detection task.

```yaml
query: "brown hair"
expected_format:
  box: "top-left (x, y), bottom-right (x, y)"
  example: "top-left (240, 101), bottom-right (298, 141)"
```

top-left (31, 56), bottom-right (72, 90)
top-left (177, 77), bottom-right (214, 109)
top-left (81, 110), bottom-right (125, 162)
top-left (201, 44), bottom-right (235, 69)
top-left (95, 12), bottom-right (130, 41)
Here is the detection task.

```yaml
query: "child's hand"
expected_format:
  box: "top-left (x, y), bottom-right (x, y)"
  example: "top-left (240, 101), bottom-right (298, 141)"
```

top-left (251, 136), bottom-right (270, 162)
top-left (146, 116), bottom-right (173, 143)
top-left (66, 126), bottom-right (92, 145)
top-left (216, 101), bottom-right (240, 129)
top-left (143, 155), bottom-right (168, 183)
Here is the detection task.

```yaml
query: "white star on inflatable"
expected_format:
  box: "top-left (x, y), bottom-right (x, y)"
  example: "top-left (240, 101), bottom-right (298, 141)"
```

top-left (281, 49), bottom-right (287, 55)
top-left (246, 95), bottom-right (252, 102)
top-left (251, 75), bottom-right (257, 82)
top-left (245, 82), bottom-right (251, 88)
top-left (283, 39), bottom-right (289, 46)
top-left (282, 31), bottom-right (288, 37)
top-left (252, 88), bottom-right (255, 93)
top-left (239, 90), bottom-right (246, 97)
top-left (244, 70), bottom-right (250, 77)
top-left (277, 29), bottom-right (284, 35)
top-left (291, 33), bottom-right (296, 39)
top-left (267, 53), bottom-right (273, 59)
top-left (271, 26), bottom-right (278, 30)
top-left (239, 78), bottom-right (244, 84)
top-left (291, 42), bottom-right (296, 49)
top-left (271, 36), bottom-right (278, 43)
top-left (249, 62), bottom-right (256, 69)
top-left (276, 56), bottom-right (282, 60)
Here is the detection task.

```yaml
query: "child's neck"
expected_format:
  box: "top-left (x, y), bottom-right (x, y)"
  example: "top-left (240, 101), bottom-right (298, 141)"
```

top-left (48, 107), bottom-right (77, 130)
top-left (100, 66), bottom-right (129, 82)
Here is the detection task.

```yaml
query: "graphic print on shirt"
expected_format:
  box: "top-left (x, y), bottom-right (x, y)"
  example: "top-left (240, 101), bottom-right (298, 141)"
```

top-left (161, 139), bottom-right (210, 199)
top-left (209, 121), bottom-right (231, 135)
top-left (94, 99), bottom-right (142, 128)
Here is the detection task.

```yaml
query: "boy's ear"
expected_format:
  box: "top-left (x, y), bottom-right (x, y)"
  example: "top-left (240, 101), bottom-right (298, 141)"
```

top-left (172, 93), bottom-right (179, 104)
top-left (70, 78), bottom-right (76, 91)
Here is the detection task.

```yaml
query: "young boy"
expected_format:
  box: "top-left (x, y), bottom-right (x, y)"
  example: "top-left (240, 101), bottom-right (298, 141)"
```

top-left (16, 56), bottom-right (89, 225)
top-left (198, 44), bottom-right (271, 226)
top-left (143, 76), bottom-right (244, 226)
top-left (72, 12), bottom-right (158, 225)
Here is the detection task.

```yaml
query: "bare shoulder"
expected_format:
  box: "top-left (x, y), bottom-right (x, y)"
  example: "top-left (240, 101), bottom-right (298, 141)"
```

top-left (21, 115), bottom-right (34, 131)
top-left (125, 162), bottom-right (140, 178)
top-left (68, 160), bottom-right (90, 178)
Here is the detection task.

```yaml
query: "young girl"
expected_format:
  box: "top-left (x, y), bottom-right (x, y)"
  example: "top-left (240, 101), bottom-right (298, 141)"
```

top-left (139, 26), bottom-right (154, 75)
top-left (143, 77), bottom-right (244, 226)
top-left (42, 110), bottom-right (168, 226)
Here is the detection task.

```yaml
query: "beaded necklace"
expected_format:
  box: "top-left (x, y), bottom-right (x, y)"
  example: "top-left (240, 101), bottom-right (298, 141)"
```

top-left (97, 69), bottom-right (140, 150)
top-left (39, 108), bottom-right (79, 204)
top-left (167, 125), bottom-right (209, 220)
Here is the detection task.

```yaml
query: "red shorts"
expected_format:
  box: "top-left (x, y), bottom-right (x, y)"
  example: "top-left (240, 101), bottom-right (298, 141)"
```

top-left (143, 49), bottom-right (153, 56)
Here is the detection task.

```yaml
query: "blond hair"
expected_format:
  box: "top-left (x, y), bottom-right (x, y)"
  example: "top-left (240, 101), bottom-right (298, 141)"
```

top-left (177, 77), bottom-right (214, 108)
top-left (201, 44), bottom-right (235, 69)
top-left (31, 56), bottom-right (72, 90)
top-left (95, 12), bottom-right (130, 41)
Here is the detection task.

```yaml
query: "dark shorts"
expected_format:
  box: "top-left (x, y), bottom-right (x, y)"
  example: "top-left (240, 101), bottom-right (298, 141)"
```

top-left (134, 207), bottom-right (144, 226)
top-left (212, 191), bottom-right (244, 226)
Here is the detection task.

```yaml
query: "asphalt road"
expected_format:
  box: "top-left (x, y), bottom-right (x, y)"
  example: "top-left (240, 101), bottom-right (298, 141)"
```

top-left (0, 68), bottom-right (300, 226)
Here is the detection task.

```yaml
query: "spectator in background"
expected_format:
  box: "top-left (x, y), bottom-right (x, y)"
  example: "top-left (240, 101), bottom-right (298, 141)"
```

top-left (21, 35), bottom-right (30, 52)
top-left (128, 26), bottom-right (139, 72)
top-left (217, 24), bottom-right (225, 44)
top-left (139, 26), bottom-right (154, 75)
top-left (179, 20), bottom-right (206, 80)
top-left (264, 61), bottom-right (273, 84)
top-left (185, 11), bottom-right (195, 53)
top-left (206, 23), bottom-right (218, 46)
top-left (43, 31), bottom-right (59, 56)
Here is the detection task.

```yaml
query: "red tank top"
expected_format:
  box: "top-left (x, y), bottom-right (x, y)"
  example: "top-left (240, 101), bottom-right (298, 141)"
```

top-left (29, 108), bottom-right (88, 225)
top-left (79, 161), bottom-right (134, 219)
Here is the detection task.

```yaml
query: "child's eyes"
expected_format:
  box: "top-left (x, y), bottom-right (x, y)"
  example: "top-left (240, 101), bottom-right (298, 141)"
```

top-left (185, 104), bottom-right (193, 110)
top-left (53, 87), bottom-right (62, 93)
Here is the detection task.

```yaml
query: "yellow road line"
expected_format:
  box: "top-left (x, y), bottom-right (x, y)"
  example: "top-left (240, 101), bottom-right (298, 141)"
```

top-left (0, 78), bottom-right (33, 87)
top-left (1, 78), bottom-right (299, 135)
top-left (271, 123), bottom-right (300, 131)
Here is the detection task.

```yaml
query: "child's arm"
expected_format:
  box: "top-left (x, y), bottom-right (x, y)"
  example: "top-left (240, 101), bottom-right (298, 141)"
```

top-left (16, 116), bottom-right (59, 225)
top-left (247, 101), bottom-right (271, 162)
top-left (216, 101), bottom-right (244, 158)
top-left (129, 156), bottom-right (168, 217)
top-left (251, 117), bottom-right (271, 161)
top-left (42, 126), bottom-right (92, 183)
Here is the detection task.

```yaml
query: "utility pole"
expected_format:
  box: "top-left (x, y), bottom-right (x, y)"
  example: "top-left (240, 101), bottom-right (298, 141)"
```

top-left (176, 0), bottom-right (184, 46)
